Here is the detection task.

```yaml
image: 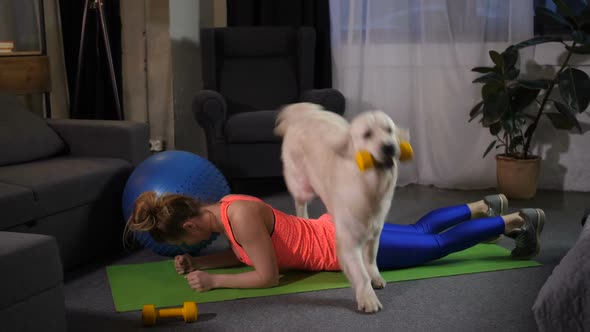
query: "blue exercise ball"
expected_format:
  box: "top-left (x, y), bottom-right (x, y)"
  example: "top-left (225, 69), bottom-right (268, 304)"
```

top-left (122, 150), bottom-right (230, 256)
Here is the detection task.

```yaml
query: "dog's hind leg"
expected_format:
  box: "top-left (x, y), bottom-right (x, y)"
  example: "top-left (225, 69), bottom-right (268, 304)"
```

top-left (364, 231), bottom-right (386, 290)
top-left (336, 221), bottom-right (383, 313)
top-left (282, 156), bottom-right (314, 218)
top-left (295, 201), bottom-right (309, 219)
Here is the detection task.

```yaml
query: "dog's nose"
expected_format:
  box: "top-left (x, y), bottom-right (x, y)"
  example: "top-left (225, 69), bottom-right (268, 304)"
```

top-left (381, 143), bottom-right (396, 157)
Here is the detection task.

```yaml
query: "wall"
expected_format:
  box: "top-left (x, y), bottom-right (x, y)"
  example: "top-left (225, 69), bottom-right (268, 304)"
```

top-left (121, 0), bottom-right (226, 156)
top-left (170, 0), bottom-right (226, 157)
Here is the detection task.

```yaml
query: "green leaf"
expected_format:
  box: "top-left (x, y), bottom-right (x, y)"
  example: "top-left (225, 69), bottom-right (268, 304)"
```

top-left (571, 30), bottom-right (590, 44)
top-left (481, 82), bottom-right (504, 100)
top-left (469, 101), bottom-right (484, 122)
top-left (558, 67), bottom-right (590, 112)
top-left (512, 135), bottom-right (524, 146)
top-left (489, 50), bottom-right (504, 68)
top-left (508, 36), bottom-right (563, 51)
top-left (490, 122), bottom-right (502, 135)
top-left (483, 140), bottom-right (496, 158)
top-left (508, 136), bottom-right (524, 154)
top-left (506, 68), bottom-right (520, 80)
top-left (502, 117), bottom-right (514, 133)
top-left (472, 72), bottom-right (504, 84)
top-left (502, 50), bottom-right (519, 69)
top-left (472, 67), bottom-right (496, 73)
top-left (565, 43), bottom-right (590, 54)
top-left (580, 6), bottom-right (590, 20)
top-left (545, 112), bottom-right (577, 130)
top-left (517, 79), bottom-right (553, 89)
top-left (553, 101), bottom-right (582, 132)
top-left (552, 0), bottom-right (577, 23)
top-left (511, 87), bottom-right (541, 112)
top-left (536, 7), bottom-right (573, 30)
top-left (482, 91), bottom-right (509, 126)
top-left (579, 7), bottom-right (590, 32)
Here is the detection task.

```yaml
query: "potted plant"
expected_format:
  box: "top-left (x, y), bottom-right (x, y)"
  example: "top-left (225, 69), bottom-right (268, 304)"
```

top-left (469, 0), bottom-right (590, 199)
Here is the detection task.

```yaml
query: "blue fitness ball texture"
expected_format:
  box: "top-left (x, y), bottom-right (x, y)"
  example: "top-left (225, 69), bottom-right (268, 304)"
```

top-left (122, 150), bottom-right (230, 256)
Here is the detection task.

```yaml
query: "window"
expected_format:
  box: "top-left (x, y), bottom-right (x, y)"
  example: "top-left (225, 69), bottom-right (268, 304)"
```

top-left (334, 0), bottom-right (516, 43)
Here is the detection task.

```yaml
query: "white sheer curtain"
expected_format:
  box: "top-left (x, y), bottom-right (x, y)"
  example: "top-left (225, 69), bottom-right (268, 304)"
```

top-left (330, 0), bottom-right (535, 189)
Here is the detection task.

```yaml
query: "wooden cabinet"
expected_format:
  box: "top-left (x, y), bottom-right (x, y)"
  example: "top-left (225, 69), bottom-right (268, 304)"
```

top-left (0, 0), bottom-right (49, 116)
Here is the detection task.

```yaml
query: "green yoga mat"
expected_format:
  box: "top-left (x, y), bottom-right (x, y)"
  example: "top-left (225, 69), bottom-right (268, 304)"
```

top-left (107, 244), bottom-right (540, 312)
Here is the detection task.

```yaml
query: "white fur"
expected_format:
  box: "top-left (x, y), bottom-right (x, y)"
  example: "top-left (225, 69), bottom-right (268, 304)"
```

top-left (275, 102), bottom-right (402, 313)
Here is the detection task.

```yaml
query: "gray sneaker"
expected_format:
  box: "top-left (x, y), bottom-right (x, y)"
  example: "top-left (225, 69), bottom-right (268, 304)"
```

top-left (511, 208), bottom-right (545, 259)
top-left (482, 194), bottom-right (508, 244)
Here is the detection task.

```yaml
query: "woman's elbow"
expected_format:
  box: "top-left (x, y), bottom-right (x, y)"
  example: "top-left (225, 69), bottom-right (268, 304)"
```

top-left (262, 273), bottom-right (279, 288)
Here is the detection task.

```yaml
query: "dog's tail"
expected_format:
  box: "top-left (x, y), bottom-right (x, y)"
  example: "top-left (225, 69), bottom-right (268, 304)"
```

top-left (274, 102), bottom-right (323, 137)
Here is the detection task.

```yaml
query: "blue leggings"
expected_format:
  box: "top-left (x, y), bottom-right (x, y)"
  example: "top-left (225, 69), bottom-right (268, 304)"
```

top-left (376, 204), bottom-right (505, 269)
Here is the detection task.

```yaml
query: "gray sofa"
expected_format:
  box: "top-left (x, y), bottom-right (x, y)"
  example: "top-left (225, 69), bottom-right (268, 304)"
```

top-left (532, 211), bottom-right (590, 331)
top-left (0, 94), bottom-right (149, 331)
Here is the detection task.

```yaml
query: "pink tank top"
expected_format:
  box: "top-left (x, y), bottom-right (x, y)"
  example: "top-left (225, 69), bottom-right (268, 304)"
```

top-left (219, 194), bottom-right (340, 271)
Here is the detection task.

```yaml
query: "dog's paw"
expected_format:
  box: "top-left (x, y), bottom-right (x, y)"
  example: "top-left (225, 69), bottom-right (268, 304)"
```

top-left (371, 275), bottom-right (386, 290)
top-left (356, 288), bottom-right (383, 314)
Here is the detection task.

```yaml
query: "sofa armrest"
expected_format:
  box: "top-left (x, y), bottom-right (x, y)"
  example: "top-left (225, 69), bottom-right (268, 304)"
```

top-left (192, 90), bottom-right (228, 139)
top-left (301, 88), bottom-right (346, 116)
top-left (47, 119), bottom-right (150, 167)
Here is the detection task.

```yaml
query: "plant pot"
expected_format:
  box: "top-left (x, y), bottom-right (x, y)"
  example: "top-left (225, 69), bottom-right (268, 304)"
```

top-left (496, 154), bottom-right (541, 200)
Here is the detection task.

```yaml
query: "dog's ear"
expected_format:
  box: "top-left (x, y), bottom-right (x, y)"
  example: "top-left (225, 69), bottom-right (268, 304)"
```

top-left (396, 127), bottom-right (410, 142)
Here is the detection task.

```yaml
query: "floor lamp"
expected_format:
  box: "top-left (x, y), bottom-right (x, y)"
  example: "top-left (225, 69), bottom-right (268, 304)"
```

top-left (72, 0), bottom-right (122, 120)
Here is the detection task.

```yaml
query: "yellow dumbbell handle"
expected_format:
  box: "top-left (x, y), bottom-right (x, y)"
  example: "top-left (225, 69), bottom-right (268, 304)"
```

top-left (158, 308), bottom-right (183, 319)
top-left (355, 141), bottom-right (414, 172)
top-left (355, 150), bottom-right (374, 172)
top-left (142, 302), bottom-right (198, 325)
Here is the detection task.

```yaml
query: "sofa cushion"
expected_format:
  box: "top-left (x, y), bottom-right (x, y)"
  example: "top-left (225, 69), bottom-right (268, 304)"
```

top-left (225, 110), bottom-right (282, 143)
top-left (0, 232), bottom-right (63, 311)
top-left (0, 94), bottom-right (65, 166)
top-left (0, 157), bottom-right (132, 228)
top-left (0, 183), bottom-right (36, 229)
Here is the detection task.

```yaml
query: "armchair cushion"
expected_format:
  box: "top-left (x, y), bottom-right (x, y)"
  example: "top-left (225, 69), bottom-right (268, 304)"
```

top-left (0, 94), bottom-right (65, 166)
top-left (301, 88), bottom-right (346, 116)
top-left (222, 28), bottom-right (295, 57)
top-left (225, 111), bottom-right (281, 143)
top-left (221, 57), bottom-right (298, 114)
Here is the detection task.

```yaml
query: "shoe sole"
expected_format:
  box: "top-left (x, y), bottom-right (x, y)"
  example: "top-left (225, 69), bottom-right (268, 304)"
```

top-left (513, 208), bottom-right (545, 259)
top-left (482, 194), bottom-right (508, 244)
top-left (533, 209), bottom-right (545, 256)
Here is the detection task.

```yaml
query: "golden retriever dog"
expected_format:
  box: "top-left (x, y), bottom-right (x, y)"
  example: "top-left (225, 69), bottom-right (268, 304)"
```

top-left (275, 102), bottom-right (403, 313)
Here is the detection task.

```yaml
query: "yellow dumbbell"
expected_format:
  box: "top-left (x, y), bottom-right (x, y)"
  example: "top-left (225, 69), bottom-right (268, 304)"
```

top-left (399, 140), bottom-right (414, 162)
top-left (355, 140), bottom-right (414, 172)
top-left (142, 301), bottom-right (198, 326)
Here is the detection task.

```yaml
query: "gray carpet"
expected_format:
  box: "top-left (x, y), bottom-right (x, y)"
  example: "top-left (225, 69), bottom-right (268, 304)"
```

top-left (64, 184), bottom-right (590, 332)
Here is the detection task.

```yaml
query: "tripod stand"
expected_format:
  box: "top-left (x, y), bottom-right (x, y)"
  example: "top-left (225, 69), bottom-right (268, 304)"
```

top-left (72, 0), bottom-right (122, 120)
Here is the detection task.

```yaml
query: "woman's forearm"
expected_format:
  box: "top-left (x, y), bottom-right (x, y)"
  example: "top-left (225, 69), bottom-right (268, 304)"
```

top-left (212, 270), bottom-right (279, 289)
top-left (192, 250), bottom-right (242, 270)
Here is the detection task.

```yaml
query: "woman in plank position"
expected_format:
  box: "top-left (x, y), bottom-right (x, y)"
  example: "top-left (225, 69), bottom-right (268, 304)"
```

top-left (124, 192), bottom-right (544, 292)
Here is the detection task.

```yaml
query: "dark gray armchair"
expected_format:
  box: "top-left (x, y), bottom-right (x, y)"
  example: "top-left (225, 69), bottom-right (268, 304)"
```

top-left (193, 26), bottom-right (345, 186)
